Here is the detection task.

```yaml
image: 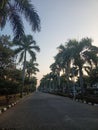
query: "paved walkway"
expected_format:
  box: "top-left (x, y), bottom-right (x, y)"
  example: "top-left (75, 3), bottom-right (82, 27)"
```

top-left (0, 92), bottom-right (98, 130)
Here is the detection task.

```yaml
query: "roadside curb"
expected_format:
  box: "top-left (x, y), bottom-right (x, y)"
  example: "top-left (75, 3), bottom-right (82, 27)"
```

top-left (0, 93), bottom-right (33, 115)
top-left (0, 101), bottom-right (18, 114)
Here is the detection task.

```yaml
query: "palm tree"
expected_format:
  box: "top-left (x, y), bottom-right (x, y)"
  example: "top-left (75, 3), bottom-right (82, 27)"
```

top-left (49, 72), bottom-right (58, 92)
top-left (56, 44), bottom-right (72, 93)
top-left (50, 62), bottom-right (61, 91)
top-left (67, 38), bottom-right (98, 95)
top-left (14, 35), bottom-right (40, 97)
top-left (25, 59), bottom-right (39, 93)
top-left (0, 0), bottom-right (41, 39)
top-left (39, 75), bottom-right (49, 92)
top-left (26, 59), bottom-right (39, 81)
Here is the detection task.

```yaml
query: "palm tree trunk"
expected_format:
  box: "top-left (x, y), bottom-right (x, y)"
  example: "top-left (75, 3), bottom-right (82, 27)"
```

top-left (79, 66), bottom-right (84, 95)
top-left (66, 62), bottom-right (70, 94)
top-left (28, 73), bottom-right (31, 93)
top-left (21, 50), bottom-right (26, 97)
top-left (57, 72), bottom-right (60, 92)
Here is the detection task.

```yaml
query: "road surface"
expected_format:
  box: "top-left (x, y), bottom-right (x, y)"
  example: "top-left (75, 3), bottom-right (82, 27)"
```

top-left (0, 92), bottom-right (98, 130)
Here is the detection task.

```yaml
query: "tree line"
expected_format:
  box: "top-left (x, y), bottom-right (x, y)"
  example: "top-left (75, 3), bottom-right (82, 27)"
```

top-left (39, 38), bottom-right (98, 97)
top-left (0, 35), bottom-right (40, 97)
top-left (0, 0), bottom-right (41, 97)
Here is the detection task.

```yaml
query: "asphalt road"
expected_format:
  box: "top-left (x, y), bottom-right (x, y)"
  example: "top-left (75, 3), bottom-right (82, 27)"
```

top-left (0, 92), bottom-right (98, 130)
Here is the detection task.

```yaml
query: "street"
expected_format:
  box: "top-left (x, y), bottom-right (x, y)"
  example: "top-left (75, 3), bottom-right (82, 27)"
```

top-left (0, 92), bottom-right (98, 130)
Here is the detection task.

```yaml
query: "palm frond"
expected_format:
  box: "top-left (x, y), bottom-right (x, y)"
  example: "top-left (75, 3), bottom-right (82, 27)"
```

top-left (9, 7), bottom-right (24, 40)
top-left (34, 63), bottom-right (39, 66)
top-left (0, 11), bottom-right (7, 29)
top-left (90, 45), bottom-right (98, 53)
top-left (15, 0), bottom-right (41, 32)
top-left (67, 39), bottom-right (78, 48)
top-left (30, 40), bottom-right (36, 45)
top-left (35, 67), bottom-right (39, 72)
top-left (14, 47), bottom-right (23, 54)
top-left (13, 38), bottom-right (24, 47)
top-left (57, 44), bottom-right (65, 52)
top-left (29, 50), bottom-right (36, 61)
top-left (0, 0), bottom-right (8, 9)
top-left (0, 2), bottom-right (8, 29)
top-left (80, 38), bottom-right (92, 51)
top-left (19, 51), bottom-right (24, 62)
top-left (29, 45), bottom-right (40, 52)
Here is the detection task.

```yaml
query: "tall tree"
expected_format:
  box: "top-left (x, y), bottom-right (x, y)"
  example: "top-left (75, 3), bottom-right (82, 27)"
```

top-left (56, 44), bottom-right (72, 92)
top-left (50, 62), bottom-right (61, 91)
top-left (0, 0), bottom-right (41, 39)
top-left (67, 38), bottom-right (98, 94)
top-left (14, 35), bottom-right (40, 97)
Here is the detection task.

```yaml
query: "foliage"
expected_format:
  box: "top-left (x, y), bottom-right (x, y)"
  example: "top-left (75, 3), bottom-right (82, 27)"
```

top-left (14, 34), bottom-right (40, 97)
top-left (39, 37), bottom-right (98, 95)
top-left (0, 35), bottom-right (22, 95)
top-left (0, 35), bottom-right (15, 79)
top-left (0, 0), bottom-right (41, 39)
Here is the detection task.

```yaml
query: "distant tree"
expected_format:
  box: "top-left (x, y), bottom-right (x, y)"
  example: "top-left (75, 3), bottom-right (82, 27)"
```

top-left (50, 62), bottom-right (61, 91)
top-left (26, 59), bottom-right (39, 81)
top-left (25, 59), bottom-right (39, 92)
top-left (30, 76), bottom-right (37, 92)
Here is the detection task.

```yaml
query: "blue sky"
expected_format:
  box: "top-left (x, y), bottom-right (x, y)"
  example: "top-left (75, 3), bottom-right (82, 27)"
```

top-left (1, 0), bottom-right (98, 85)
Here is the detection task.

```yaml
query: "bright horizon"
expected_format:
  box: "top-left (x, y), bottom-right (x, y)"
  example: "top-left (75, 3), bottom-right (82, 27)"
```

top-left (1, 0), bottom-right (98, 86)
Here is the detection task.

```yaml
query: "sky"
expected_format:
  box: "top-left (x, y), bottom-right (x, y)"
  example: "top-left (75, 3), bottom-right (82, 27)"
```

top-left (1, 0), bottom-right (98, 86)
